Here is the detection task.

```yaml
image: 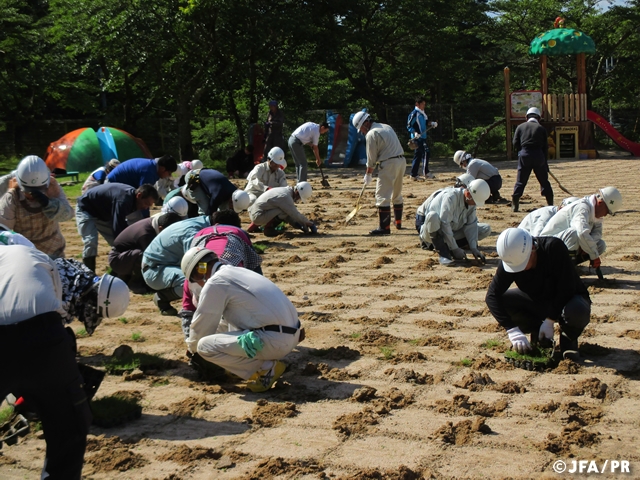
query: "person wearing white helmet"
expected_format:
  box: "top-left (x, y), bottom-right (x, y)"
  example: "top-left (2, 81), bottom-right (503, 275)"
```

top-left (0, 245), bottom-right (92, 480)
top-left (163, 184), bottom-right (200, 218)
top-left (0, 155), bottom-right (74, 259)
top-left (415, 179), bottom-right (491, 264)
top-left (161, 196), bottom-right (189, 218)
top-left (183, 168), bottom-right (243, 215)
top-left (486, 228), bottom-right (591, 361)
top-left (517, 196), bottom-right (580, 237)
top-left (178, 210), bottom-right (263, 341)
top-left (226, 145), bottom-right (255, 179)
top-left (247, 182), bottom-right (316, 236)
top-left (108, 211), bottom-right (184, 293)
top-left (0, 222), bottom-right (35, 248)
top-left (453, 151), bottom-right (505, 203)
top-left (288, 121), bottom-right (330, 182)
top-left (81, 158), bottom-right (120, 193)
top-left (511, 107), bottom-right (553, 212)
top-left (539, 187), bottom-right (622, 269)
top-left (352, 110), bottom-right (407, 234)
top-left (244, 146), bottom-right (288, 206)
top-left (407, 96), bottom-right (438, 181)
top-left (262, 100), bottom-right (286, 162)
top-left (454, 173), bottom-right (475, 189)
top-left (182, 246), bottom-right (303, 392)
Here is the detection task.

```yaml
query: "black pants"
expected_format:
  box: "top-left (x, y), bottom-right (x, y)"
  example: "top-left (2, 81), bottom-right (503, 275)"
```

top-left (0, 313), bottom-right (91, 480)
top-left (513, 152), bottom-right (552, 198)
top-left (502, 289), bottom-right (590, 341)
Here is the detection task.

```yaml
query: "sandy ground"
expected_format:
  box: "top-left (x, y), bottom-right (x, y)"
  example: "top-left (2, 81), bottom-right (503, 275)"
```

top-left (1, 156), bottom-right (639, 480)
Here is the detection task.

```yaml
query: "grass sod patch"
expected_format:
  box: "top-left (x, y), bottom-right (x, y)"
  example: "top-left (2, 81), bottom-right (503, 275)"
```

top-left (91, 395), bottom-right (142, 428)
top-left (504, 345), bottom-right (556, 371)
top-left (0, 405), bottom-right (14, 425)
top-left (103, 352), bottom-right (167, 375)
top-left (253, 242), bottom-right (269, 254)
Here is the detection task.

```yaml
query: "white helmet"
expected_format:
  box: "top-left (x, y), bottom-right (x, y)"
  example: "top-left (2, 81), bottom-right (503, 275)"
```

top-left (0, 229), bottom-right (35, 248)
top-left (497, 228), bottom-right (533, 273)
top-left (352, 111), bottom-right (370, 131)
top-left (181, 246), bottom-right (215, 280)
top-left (162, 196), bottom-right (189, 217)
top-left (268, 147), bottom-right (286, 168)
top-left (467, 179), bottom-right (490, 206)
top-left (191, 159), bottom-right (203, 170)
top-left (455, 173), bottom-right (475, 188)
top-left (181, 185), bottom-right (196, 203)
top-left (175, 163), bottom-right (190, 178)
top-left (526, 107), bottom-right (541, 118)
top-left (295, 181), bottom-right (313, 202)
top-left (231, 189), bottom-right (250, 212)
top-left (16, 155), bottom-right (50, 190)
top-left (453, 150), bottom-right (471, 167)
top-left (599, 186), bottom-right (622, 215)
top-left (561, 196), bottom-right (580, 207)
top-left (97, 274), bottom-right (130, 318)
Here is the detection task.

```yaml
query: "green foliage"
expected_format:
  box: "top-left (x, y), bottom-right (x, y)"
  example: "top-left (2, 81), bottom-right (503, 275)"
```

top-left (253, 242), bottom-right (269, 254)
top-left (75, 328), bottom-right (88, 338)
top-left (91, 395), bottom-right (141, 424)
top-left (504, 346), bottom-right (554, 365)
top-left (454, 122), bottom-right (507, 155)
top-left (458, 358), bottom-right (473, 367)
top-left (103, 352), bottom-right (165, 374)
top-left (481, 339), bottom-right (504, 350)
top-left (379, 347), bottom-right (395, 360)
top-left (60, 173), bottom-right (89, 199)
top-left (117, 317), bottom-right (128, 325)
top-left (131, 332), bottom-right (144, 342)
top-left (0, 405), bottom-right (14, 425)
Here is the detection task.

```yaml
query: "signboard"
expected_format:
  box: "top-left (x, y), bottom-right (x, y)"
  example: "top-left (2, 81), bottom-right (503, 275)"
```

top-left (511, 90), bottom-right (543, 118)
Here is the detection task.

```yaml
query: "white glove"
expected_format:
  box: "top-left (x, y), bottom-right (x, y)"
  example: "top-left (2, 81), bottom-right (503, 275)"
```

top-left (431, 121), bottom-right (438, 129)
top-left (538, 318), bottom-right (555, 342)
top-left (413, 132), bottom-right (420, 139)
top-left (471, 248), bottom-right (486, 264)
top-left (363, 173), bottom-right (373, 185)
top-left (452, 248), bottom-right (466, 260)
top-left (507, 327), bottom-right (531, 354)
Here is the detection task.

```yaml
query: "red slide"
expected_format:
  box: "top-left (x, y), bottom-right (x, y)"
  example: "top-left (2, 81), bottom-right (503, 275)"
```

top-left (587, 110), bottom-right (640, 156)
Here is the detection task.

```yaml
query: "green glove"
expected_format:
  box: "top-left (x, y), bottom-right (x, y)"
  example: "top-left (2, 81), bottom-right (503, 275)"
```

top-left (237, 331), bottom-right (264, 358)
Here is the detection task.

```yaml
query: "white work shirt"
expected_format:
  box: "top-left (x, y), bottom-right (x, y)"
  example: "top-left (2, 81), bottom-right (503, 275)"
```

top-left (244, 162), bottom-right (288, 198)
top-left (293, 122), bottom-right (321, 146)
top-left (187, 264), bottom-right (299, 353)
top-left (0, 245), bottom-right (62, 325)
top-left (518, 205), bottom-right (558, 236)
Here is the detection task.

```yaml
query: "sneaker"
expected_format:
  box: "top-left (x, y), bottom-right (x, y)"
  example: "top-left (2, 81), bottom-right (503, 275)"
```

top-left (425, 172), bottom-right (436, 179)
top-left (410, 176), bottom-right (425, 182)
top-left (438, 256), bottom-right (456, 266)
top-left (246, 361), bottom-right (287, 393)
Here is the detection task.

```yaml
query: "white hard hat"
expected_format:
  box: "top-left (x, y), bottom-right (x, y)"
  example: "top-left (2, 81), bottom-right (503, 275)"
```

top-left (0, 229), bottom-right (35, 248)
top-left (16, 155), bottom-right (50, 190)
top-left (467, 179), bottom-right (490, 207)
top-left (181, 185), bottom-right (196, 203)
top-left (268, 147), bottom-right (286, 168)
top-left (497, 228), bottom-right (533, 273)
top-left (456, 173), bottom-right (475, 188)
top-left (181, 246), bottom-right (214, 280)
top-left (453, 150), bottom-right (471, 166)
top-left (526, 107), bottom-right (541, 117)
top-left (295, 181), bottom-right (313, 202)
top-left (232, 189), bottom-right (250, 212)
top-left (561, 196), bottom-right (580, 207)
top-left (97, 274), bottom-right (130, 318)
top-left (191, 159), bottom-right (203, 170)
top-left (352, 111), bottom-right (370, 131)
top-left (162, 196), bottom-right (189, 217)
top-left (175, 163), bottom-right (189, 178)
top-left (599, 186), bottom-right (622, 215)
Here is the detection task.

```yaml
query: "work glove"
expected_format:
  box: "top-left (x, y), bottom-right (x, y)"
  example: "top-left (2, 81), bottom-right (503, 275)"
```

top-left (451, 248), bottom-right (466, 260)
top-left (507, 327), bottom-right (531, 354)
top-left (413, 132), bottom-right (420, 139)
top-left (590, 257), bottom-right (601, 268)
top-left (471, 248), bottom-right (486, 265)
top-left (308, 223), bottom-right (318, 235)
top-left (27, 188), bottom-right (49, 208)
top-left (363, 173), bottom-right (373, 185)
top-left (431, 121), bottom-right (438, 129)
top-left (538, 318), bottom-right (555, 342)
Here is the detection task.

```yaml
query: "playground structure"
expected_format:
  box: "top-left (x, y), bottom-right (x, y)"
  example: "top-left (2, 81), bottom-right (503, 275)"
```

top-left (504, 19), bottom-right (640, 159)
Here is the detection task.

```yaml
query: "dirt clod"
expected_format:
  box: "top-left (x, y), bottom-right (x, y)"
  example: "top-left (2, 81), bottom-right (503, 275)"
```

top-left (157, 445), bottom-right (221, 465)
top-left (251, 400), bottom-right (298, 427)
top-left (432, 417), bottom-right (492, 445)
top-left (454, 372), bottom-right (495, 391)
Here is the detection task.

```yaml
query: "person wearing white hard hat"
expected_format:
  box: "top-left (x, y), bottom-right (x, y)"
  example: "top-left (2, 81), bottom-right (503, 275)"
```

top-left (0, 155), bottom-right (74, 259)
top-left (486, 228), bottom-right (591, 360)
top-left (288, 121), bottom-right (329, 183)
top-left (0, 222), bottom-right (35, 248)
top-left (415, 179), bottom-right (491, 264)
top-left (247, 182), bottom-right (316, 236)
top-left (160, 196), bottom-right (189, 218)
top-left (0, 245), bottom-right (92, 480)
top-left (453, 151), bottom-right (505, 203)
top-left (517, 196), bottom-right (580, 237)
top-left (183, 168), bottom-right (246, 215)
top-left (82, 158), bottom-right (120, 193)
top-left (511, 107), bottom-right (553, 212)
top-left (182, 246), bottom-right (303, 392)
top-left (407, 96), bottom-right (438, 181)
top-left (352, 110), bottom-right (407, 234)
top-left (539, 187), bottom-right (622, 269)
top-left (163, 184), bottom-right (200, 218)
top-left (108, 211), bottom-right (184, 293)
top-left (226, 145), bottom-right (255, 179)
top-left (454, 173), bottom-right (475, 189)
top-left (244, 146), bottom-right (288, 206)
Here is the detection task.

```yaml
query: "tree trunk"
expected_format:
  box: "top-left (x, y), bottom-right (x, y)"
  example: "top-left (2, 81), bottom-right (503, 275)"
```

top-left (227, 90), bottom-right (245, 148)
top-left (176, 99), bottom-right (194, 160)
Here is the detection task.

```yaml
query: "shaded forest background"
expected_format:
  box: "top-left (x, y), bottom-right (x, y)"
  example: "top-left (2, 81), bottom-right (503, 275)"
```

top-left (1, 0), bottom-right (639, 162)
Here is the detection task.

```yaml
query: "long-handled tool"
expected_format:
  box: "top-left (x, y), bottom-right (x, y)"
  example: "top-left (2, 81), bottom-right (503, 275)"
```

top-left (319, 163), bottom-right (331, 188)
top-left (345, 182), bottom-right (367, 224)
top-left (548, 169), bottom-right (574, 196)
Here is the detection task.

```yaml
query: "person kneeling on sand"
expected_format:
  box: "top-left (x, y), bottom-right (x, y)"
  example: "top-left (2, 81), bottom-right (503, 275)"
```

top-left (182, 247), bottom-right (304, 392)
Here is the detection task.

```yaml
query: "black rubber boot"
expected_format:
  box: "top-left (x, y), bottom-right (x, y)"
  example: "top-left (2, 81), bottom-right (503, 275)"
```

top-left (546, 193), bottom-right (554, 206)
top-left (511, 195), bottom-right (520, 213)
top-left (393, 204), bottom-right (403, 230)
top-left (153, 288), bottom-right (180, 316)
top-left (560, 331), bottom-right (580, 361)
top-left (369, 207), bottom-right (391, 235)
top-left (83, 256), bottom-right (96, 273)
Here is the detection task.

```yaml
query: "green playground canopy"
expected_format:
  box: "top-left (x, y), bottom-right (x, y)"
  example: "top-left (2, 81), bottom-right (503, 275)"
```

top-left (529, 28), bottom-right (595, 56)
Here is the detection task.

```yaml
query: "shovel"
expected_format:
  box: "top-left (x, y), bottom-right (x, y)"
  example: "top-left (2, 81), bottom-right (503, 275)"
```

top-left (319, 164), bottom-right (331, 188)
top-left (345, 182), bottom-right (367, 224)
